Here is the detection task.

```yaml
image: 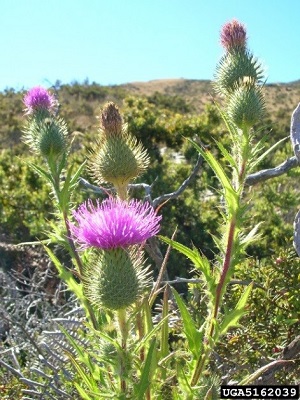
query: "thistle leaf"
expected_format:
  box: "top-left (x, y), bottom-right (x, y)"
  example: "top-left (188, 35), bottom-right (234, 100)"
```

top-left (189, 139), bottom-right (239, 215)
top-left (172, 288), bottom-right (204, 358)
top-left (219, 283), bottom-right (252, 336)
top-left (133, 339), bottom-right (157, 398)
top-left (159, 236), bottom-right (216, 295)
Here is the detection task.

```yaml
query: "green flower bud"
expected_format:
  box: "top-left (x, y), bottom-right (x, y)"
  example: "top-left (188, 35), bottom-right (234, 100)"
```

top-left (39, 118), bottom-right (68, 157)
top-left (89, 102), bottom-right (149, 195)
top-left (90, 133), bottom-right (149, 187)
top-left (83, 248), bottom-right (151, 310)
top-left (227, 83), bottom-right (265, 129)
top-left (23, 116), bottom-right (69, 157)
top-left (214, 50), bottom-right (264, 96)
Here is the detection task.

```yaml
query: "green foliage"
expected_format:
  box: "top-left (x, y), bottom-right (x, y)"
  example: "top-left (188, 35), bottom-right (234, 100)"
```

top-left (212, 250), bottom-right (300, 383)
top-left (0, 146), bottom-right (54, 241)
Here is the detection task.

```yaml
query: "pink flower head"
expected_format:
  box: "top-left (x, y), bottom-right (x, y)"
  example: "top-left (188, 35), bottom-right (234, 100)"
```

top-left (23, 86), bottom-right (56, 114)
top-left (70, 197), bottom-right (162, 250)
top-left (220, 19), bottom-right (247, 52)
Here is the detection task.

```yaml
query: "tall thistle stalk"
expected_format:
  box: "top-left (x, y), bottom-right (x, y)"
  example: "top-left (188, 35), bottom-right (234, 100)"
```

top-left (191, 19), bottom-right (268, 387)
top-left (161, 20), bottom-right (268, 392)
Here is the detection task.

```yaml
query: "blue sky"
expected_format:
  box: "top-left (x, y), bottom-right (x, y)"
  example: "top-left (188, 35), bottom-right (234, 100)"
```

top-left (1, 0), bottom-right (300, 92)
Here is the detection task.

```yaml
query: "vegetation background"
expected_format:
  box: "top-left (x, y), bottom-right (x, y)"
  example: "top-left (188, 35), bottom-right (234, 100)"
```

top-left (0, 78), bottom-right (300, 395)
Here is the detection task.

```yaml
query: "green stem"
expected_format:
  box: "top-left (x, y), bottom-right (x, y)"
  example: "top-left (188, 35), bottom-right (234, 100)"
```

top-left (190, 218), bottom-right (236, 386)
top-left (62, 211), bottom-right (99, 330)
top-left (191, 127), bottom-right (252, 386)
top-left (212, 218), bottom-right (236, 323)
top-left (47, 156), bottom-right (99, 330)
top-left (117, 308), bottom-right (128, 393)
top-left (115, 183), bottom-right (128, 200)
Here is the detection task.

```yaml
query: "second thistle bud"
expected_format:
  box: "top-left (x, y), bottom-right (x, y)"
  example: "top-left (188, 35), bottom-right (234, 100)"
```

top-left (215, 19), bottom-right (264, 97)
top-left (89, 102), bottom-right (150, 197)
top-left (214, 51), bottom-right (264, 96)
top-left (227, 82), bottom-right (265, 130)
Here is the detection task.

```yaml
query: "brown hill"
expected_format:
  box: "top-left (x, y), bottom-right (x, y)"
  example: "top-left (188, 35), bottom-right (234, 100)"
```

top-left (119, 78), bottom-right (300, 117)
top-left (2, 78), bottom-right (300, 148)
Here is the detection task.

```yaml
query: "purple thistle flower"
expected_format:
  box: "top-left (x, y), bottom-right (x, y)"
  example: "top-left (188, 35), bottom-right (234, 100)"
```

top-left (220, 19), bottom-right (247, 52)
top-left (69, 197), bottom-right (162, 250)
top-left (23, 86), bottom-right (56, 114)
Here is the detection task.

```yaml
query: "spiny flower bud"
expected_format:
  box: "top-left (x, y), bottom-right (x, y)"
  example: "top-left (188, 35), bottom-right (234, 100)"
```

top-left (89, 102), bottom-right (150, 195)
top-left (214, 51), bottom-right (264, 96)
top-left (227, 83), bottom-right (265, 129)
top-left (220, 20), bottom-right (247, 52)
top-left (39, 118), bottom-right (68, 157)
top-left (23, 116), bottom-right (69, 157)
top-left (83, 248), bottom-right (151, 310)
top-left (23, 86), bottom-right (57, 115)
top-left (101, 102), bottom-right (123, 136)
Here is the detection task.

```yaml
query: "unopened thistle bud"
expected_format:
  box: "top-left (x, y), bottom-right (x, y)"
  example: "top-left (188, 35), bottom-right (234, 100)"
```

top-left (23, 87), bottom-right (68, 158)
top-left (89, 102), bottom-right (150, 197)
top-left (227, 83), bottom-right (265, 129)
top-left (220, 20), bottom-right (247, 53)
top-left (101, 102), bottom-right (123, 137)
top-left (215, 20), bottom-right (264, 97)
top-left (214, 51), bottom-right (264, 96)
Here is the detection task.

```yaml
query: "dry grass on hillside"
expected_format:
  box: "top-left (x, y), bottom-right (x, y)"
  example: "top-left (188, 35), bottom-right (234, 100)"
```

top-left (121, 78), bottom-right (300, 117)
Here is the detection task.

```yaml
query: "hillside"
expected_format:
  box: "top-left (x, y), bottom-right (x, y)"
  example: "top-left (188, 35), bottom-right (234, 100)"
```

top-left (120, 78), bottom-right (300, 117)
top-left (1, 78), bottom-right (300, 150)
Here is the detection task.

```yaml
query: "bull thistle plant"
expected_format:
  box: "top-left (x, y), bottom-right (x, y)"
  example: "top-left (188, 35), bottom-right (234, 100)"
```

top-left (13, 19), bottom-right (294, 399)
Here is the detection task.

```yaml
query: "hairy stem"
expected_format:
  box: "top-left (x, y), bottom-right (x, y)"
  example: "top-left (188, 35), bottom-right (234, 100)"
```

top-left (213, 218), bottom-right (236, 322)
top-left (190, 218), bottom-right (236, 386)
top-left (117, 308), bottom-right (128, 393)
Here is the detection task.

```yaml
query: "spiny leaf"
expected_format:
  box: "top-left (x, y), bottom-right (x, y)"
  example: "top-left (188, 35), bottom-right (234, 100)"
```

top-left (172, 288), bottom-right (203, 358)
top-left (214, 139), bottom-right (238, 172)
top-left (134, 315), bottom-right (168, 353)
top-left (27, 161), bottom-right (54, 185)
top-left (64, 349), bottom-right (98, 394)
top-left (189, 139), bottom-right (239, 215)
top-left (159, 236), bottom-right (216, 295)
top-left (251, 136), bottom-right (288, 170)
top-left (59, 325), bottom-right (99, 382)
top-left (73, 382), bottom-right (94, 400)
top-left (43, 245), bottom-right (84, 300)
top-left (160, 287), bottom-right (169, 361)
top-left (219, 283), bottom-right (253, 336)
top-left (134, 339), bottom-right (157, 398)
top-left (60, 160), bottom-right (86, 208)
